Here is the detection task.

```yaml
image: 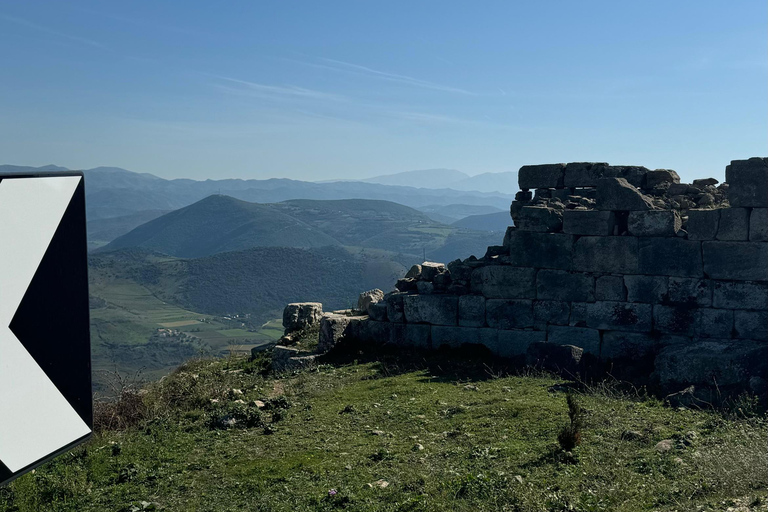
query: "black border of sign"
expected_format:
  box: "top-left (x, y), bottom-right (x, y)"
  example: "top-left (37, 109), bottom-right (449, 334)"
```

top-left (0, 170), bottom-right (93, 488)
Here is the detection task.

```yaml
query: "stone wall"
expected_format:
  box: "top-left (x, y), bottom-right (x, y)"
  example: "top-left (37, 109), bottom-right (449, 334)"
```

top-left (352, 157), bottom-right (768, 399)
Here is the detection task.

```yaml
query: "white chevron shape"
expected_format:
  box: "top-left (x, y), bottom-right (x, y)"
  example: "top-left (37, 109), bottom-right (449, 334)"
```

top-left (0, 176), bottom-right (91, 472)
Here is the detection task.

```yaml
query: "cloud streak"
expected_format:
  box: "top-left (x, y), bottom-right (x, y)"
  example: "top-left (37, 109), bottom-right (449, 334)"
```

top-left (0, 13), bottom-right (107, 49)
top-left (212, 75), bottom-right (348, 102)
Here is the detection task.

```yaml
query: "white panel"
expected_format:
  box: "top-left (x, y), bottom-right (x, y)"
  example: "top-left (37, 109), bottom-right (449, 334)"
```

top-left (0, 176), bottom-right (91, 472)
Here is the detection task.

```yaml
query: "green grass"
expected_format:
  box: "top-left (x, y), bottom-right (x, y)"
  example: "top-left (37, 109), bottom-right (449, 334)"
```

top-left (2, 348), bottom-right (765, 512)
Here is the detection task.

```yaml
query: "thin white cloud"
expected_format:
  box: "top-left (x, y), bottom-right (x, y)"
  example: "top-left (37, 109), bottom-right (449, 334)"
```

top-left (0, 13), bottom-right (107, 49)
top-left (212, 75), bottom-right (347, 102)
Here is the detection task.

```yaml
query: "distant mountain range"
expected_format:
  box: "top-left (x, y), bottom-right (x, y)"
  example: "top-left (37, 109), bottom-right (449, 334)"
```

top-left (101, 195), bottom-right (501, 262)
top-left (360, 168), bottom-right (518, 194)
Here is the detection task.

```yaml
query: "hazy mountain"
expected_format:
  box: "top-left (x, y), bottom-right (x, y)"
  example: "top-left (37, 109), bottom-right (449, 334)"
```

top-left (452, 211), bottom-right (512, 232)
top-left (102, 195), bottom-right (341, 258)
top-left (361, 168), bottom-right (469, 186)
top-left (417, 204), bottom-right (506, 223)
top-left (88, 209), bottom-right (170, 248)
top-left (450, 171), bottom-right (519, 194)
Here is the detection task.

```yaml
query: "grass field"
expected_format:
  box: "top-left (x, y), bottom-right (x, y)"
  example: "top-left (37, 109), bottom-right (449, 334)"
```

top-left (2, 345), bottom-right (765, 512)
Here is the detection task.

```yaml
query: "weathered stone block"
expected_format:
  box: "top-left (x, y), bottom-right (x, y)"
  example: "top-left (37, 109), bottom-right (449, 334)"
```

top-left (562, 210), bottom-right (615, 236)
top-left (536, 269), bottom-right (595, 302)
top-left (628, 210), bottom-right (681, 237)
top-left (367, 302), bottom-right (388, 322)
top-left (667, 277), bottom-right (712, 307)
top-left (638, 238), bottom-right (702, 277)
top-left (596, 178), bottom-right (653, 211)
top-left (420, 262), bottom-right (447, 281)
top-left (390, 323), bottom-right (431, 349)
top-left (505, 231), bottom-right (575, 270)
top-left (703, 241), bottom-right (768, 281)
top-left (749, 208), bottom-right (768, 241)
top-left (624, 275), bottom-right (668, 303)
top-left (431, 325), bottom-right (498, 349)
top-left (486, 299), bottom-right (534, 329)
top-left (573, 236), bottom-right (639, 274)
top-left (654, 339), bottom-right (768, 388)
top-left (686, 209), bottom-right (720, 241)
top-left (726, 157), bottom-right (768, 207)
top-left (563, 162), bottom-right (609, 187)
top-left (319, 313), bottom-right (360, 352)
top-left (518, 163), bottom-right (565, 189)
top-left (734, 310), bottom-right (768, 340)
top-left (607, 166), bottom-right (651, 189)
top-left (283, 302), bottom-right (323, 333)
top-left (526, 342), bottom-right (583, 375)
top-left (416, 281), bottom-right (435, 294)
top-left (533, 300), bottom-right (570, 326)
top-left (694, 309), bottom-right (733, 339)
top-left (403, 295), bottom-right (458, 326)
top-left (492, 329), bottom-right (546, 357)
top-left (570, 301), bottom-right (652, 332)
top-left (458, 295), bottom-right (486, 327)
top-left (385, 293), bottom-right (406, 323)
top-left (601, 331), bottom-right (656, 360)
top-left (515, 206), bottom-right (563, 232)
top-left (716, 208), bottom-right (750, 241)
top-left (644, 169), bottom-right (680, 188)
top-left (653, 304), bottom-right (697, 336)
top-left (595, 275), bottom-right (626, 301)
top-left (712, 281), bottom-right (768, 310)
top-left (547, 325), bottom-right (600, 355)
top-left (358, 289), bottom-right (384, 312)
top-left (356, 319), bottom-right (392, 343)
top-left (470, 265), bottom-right (536, 299)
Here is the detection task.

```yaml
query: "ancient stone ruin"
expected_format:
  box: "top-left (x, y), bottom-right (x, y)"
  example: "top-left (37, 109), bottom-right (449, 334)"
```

top-left (276, 158), bottom-right (768, 401)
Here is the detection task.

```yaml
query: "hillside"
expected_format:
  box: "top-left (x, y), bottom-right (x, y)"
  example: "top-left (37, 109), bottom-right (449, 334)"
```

top-left (3, 347), bottom-right (765, 511)
top-left (102, 195), bottom-right (341, 258)
top-left (101, 195), bottom-right (501, 263)
top-left (452, 211), bottom-right (512, 232)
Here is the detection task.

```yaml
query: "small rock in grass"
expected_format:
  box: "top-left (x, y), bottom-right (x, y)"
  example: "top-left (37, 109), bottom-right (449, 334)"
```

top-left (252, 400), bottom-right (265, 408)
top-left (621, 430), bottom-right (644, 441)
top-left (366, 479), bottom-right (389, 489)
top-left (413, 443), bottom-right (424, 451)
top-left (371, 430), bottom-right (386, 436)
top-left (655, 439), bottom-right (674, 453)
top-left (463, 384), bottom-right (479, 391)
top-left (513, 475), bottom-right (524, 484)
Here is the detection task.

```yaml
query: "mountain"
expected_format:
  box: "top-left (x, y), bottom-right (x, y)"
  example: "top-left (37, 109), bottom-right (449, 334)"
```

top-left (417, 204), bottom-right (505, 223)
top-left (452, 211), bottom-right (512, 232)
top-left (87, 209), bottom-right (170, 249)
top-left (102, 195), bottom-right (340, 258)
top-left (450, 171), bottom-right (519, 194)
top-left (361, 168), bottom-right (469, 186)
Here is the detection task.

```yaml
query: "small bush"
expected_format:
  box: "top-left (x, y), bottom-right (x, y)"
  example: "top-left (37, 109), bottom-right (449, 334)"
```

top-left (557, 393), bottom-right (584, 451)
top-left (93, 388), bottom-right (147, 432)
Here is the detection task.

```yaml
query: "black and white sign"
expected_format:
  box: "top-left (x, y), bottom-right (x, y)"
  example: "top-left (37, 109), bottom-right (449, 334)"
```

top-left (0, 172), bottom-right (92, 486)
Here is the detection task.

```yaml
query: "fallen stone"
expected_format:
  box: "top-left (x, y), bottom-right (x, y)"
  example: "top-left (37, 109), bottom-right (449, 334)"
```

top-left (596, 178), bottom-right (654, 211)
top-left (645, 169), bottom-right (681, 188)
top-left (395, 278), bottom-right (417, 292)
top-left (358, 289), bottom-right (384, 312)
top-left (693, 178), bottom-right (718, 187)
top-left (628, 210), bottom-right (681, 236)
top-left (404, 264), bottom-right (422, 279)
top-left (420, 262), bottom-right (447, 281)
top-left (655, 439), bottom-right (673, 453)
top-left (282, 302), bottom-right (323, 334)
top-left (526, 342), bottom-right (583, 375)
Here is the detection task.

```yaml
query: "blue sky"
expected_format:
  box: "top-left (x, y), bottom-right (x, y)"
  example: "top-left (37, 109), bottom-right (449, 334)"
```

top-left (0, 1), bottom-right (765, 182)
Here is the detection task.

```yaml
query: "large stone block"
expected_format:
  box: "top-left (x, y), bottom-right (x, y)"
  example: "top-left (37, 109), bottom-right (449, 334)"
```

top-left (652, 304), bottom-right (696, 335)
top-left (644, 169), bottom-right (680, 188)
top-left (515, 206), bottom-right (563, 232)
top-left (654, 339), bottom-right (768, 388)
top-left (470, 265), bottom-right (536, 299)
top-left (367, 302), bottom-right (388, 322)
top-left (505, 231), bottom-right (575, 270)
top-left (667, 277), bottom-right (712, 307)
top-left (526, 342), bottom-right (584, 375)
top-left (686, 209), bottom-right (720, 241)
top-left (486, 299), bottom-right (534, 329)
top-left (601, 331), bottom-right (657, 360)
top-left (596, 178), bottom-right (653, 211)
top-left (403, 295), bottom-right (458, 325)
top-left (716, 208), bottom-right (750, 241)
top-left (703, 242), bottom-right (768, 281)
top-left (318, 313), bottom-right (356, 352)
top-left (492, 329), bottom-right (547, 357)
top-left (573, 236), bottom-right (639, 274)
top-left (628, 210), bottom-right (681, 237)
top-left (726, 157), bottom-right (768, 207)
top-left (283, 302), bottom-right (324, 333)
top-left (595, 275), bottom-right (626, 301)
top-left (390, 323), bottom-right (431, 349)
top-left (533, 300), bottom-right (570, 326)
top-left (547, 325), bottom-right (600, 355)
top-left (606, 166), bottom-right (651, 189)
top-left (734, 310), bottom-right (768, 340)
top-left (458, 295), bottom-right (486, 327)
top-left (638, 238), bottom-right (703, 277)
top-left (518, 163), bottom-right (565, 189)
top-left (695, 309), bottom-right (733, 339)
top-left (570, 301), bottom-right (652, 332)
top-left (563, 162), bottom-right (609, 187)
top-left (385, 293), bottom-right (406, 323)
top-left (358, 289), bottom-right (384, 312)
top-left (712, 281), bottom-right (768, 310)
top-left (562, 210), bottom-right (616, 236)
top-left (536, 269), bottom-right (595, 302)
top-left (624, 275), bottom-right (668, 303)
top-left (356, 319), bottom-right (392, 343)
top-left (431, 325), bottom-right (498, 349)
top-left (750, 208), bottom-right (768, 241)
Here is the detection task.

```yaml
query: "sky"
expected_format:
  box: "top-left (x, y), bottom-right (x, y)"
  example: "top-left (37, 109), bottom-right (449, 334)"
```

top-left (0, 1), bottom-right (765, 183)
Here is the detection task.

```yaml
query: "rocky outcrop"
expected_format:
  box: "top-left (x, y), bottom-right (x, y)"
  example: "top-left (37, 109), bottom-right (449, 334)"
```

top-left (282, 302), bottom-right (323, 334)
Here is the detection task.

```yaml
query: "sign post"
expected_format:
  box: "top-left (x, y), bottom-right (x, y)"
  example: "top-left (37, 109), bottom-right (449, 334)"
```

top-left (0, 172), bottom-right (93, 486)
